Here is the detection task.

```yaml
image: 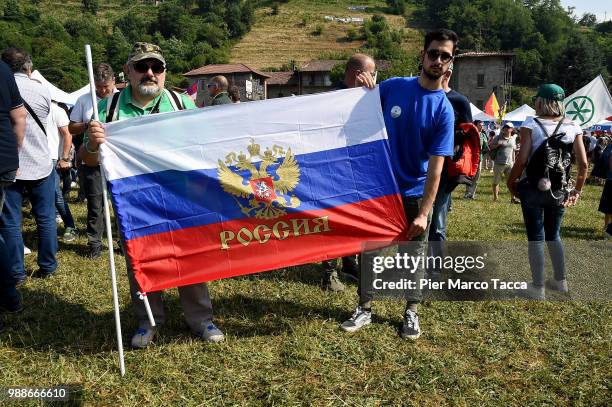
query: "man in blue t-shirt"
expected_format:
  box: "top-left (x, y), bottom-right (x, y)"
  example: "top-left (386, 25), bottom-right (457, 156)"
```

top-left (341, 29), bottom-right (456, 339)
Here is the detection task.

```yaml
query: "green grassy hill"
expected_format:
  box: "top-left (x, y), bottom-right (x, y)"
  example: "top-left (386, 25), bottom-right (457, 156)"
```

top-left (230, 0), bottom-right (422, 69)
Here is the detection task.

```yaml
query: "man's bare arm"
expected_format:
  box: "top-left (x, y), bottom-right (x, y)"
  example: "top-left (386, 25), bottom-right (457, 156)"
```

top-left (57, 126), bottom-right (73, 170)
top-left (68, 121), bottom-right (88, 136)
top-left (10, 105), bottom-right (27, 148)
top-left (406, 155), bottom-right (445, 240)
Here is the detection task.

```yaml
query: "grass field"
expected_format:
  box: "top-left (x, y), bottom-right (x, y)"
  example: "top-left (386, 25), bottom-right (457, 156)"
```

top-left (1, 172), bottom-right (610, 406)
top-left (230, 0), bottom-right (421, 69)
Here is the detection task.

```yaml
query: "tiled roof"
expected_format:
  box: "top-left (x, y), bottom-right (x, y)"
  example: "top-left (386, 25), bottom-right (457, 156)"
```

top-left (183, 63), bottom-right (271, 78)
top-left (262, 71), bottom-right (297, 85)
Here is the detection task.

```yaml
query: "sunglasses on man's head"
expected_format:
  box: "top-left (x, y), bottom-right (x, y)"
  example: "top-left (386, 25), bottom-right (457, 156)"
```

top-left (132, 60), bottom-right (166, 74)
top-left (426, 50), bottom-right (453, 63)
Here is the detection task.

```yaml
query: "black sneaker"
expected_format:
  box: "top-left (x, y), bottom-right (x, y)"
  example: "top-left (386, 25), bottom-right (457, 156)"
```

top-left (0, 291), bottom-right (23, 313)
top-left (340, 306), bottom-right (372, 332)
top-left (32, 269), bottom-right (54, 279)
top-left (88, 246), bottom-right (102, 259)
top-left (400, 310), bottom-right (421, 340)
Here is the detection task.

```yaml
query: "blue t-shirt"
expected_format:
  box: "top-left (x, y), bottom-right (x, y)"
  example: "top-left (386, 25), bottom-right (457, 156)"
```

top-left (379, 77), bottom-right (454, 198)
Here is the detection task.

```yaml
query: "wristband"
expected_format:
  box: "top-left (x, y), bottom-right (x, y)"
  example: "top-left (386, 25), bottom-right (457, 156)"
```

top-left (85, 140), bottom-right (99, 154)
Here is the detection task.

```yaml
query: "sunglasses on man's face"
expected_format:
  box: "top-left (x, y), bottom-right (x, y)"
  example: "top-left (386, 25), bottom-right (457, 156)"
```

top-left (426, 49), bottom-right (453, 63)
top-left (133, 60), bottom-right (166, 74)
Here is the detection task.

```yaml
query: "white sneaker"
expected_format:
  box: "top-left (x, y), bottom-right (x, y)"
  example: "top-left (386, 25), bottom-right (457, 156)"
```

top-left (545, 278), bottom-right (568, 293)
top-left (131, 326), bottom-right (157, 349)
top-left (56, 215), bottom-right (63, 224)
top-left (199, 321), bottom-right (224, 343)
top-left (340, 306), bottom-right (372, 332)
top-left (24, 246), bottom-right (32, 255)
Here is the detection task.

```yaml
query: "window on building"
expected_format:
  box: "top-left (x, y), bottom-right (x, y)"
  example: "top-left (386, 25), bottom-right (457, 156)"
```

top-left (477, 74), bottom-right (485, 88)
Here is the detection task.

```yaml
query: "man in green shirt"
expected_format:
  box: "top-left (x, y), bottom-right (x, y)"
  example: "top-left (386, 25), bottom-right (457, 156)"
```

top-left (82, 42), bottom-right (224, 348)
top-left (207, 75), bottom-right (232, 106)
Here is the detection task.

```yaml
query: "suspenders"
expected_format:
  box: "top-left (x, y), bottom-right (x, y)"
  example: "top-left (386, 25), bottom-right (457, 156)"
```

top-left (104, 89), bottom-right (185, 123)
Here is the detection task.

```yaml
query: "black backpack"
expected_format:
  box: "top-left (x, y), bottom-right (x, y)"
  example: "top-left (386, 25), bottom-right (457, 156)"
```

top-left (526, 118), bottom-right (574, 194)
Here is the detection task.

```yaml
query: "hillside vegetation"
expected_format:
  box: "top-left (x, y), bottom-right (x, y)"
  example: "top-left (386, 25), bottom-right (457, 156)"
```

top-left (230, 0), bottom-right (421, 69)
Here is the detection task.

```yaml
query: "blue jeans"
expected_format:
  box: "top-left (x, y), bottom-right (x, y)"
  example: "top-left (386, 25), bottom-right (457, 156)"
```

top-left (0, 170), bottom-right (20, 303)
top-left (52, 160), bottom-right (75, 229)
top-left (519, 183), bottom-right (566, 286)
top-left (428, 186), bottom-right (452, 270)
top-left (0, 173), bottom-right (57, 280)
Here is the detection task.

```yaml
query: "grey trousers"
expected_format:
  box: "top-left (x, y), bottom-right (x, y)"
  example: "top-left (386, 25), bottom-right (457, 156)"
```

top-left (124, 249), bottom-right (214, 334)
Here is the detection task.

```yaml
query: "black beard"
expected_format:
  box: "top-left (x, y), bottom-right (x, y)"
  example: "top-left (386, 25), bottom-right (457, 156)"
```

top-left (422, 67), bottom-right (444, 80)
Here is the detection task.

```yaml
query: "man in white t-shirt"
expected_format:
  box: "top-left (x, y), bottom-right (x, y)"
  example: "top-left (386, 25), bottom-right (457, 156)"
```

top-left (68, 63), bottom-right (117, 258)
top-left (47, 101), bottom-right (76, 241)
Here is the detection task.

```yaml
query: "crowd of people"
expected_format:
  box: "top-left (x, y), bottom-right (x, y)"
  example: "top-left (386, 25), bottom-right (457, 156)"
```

top-left (1, 28), bottom-right (611, 344)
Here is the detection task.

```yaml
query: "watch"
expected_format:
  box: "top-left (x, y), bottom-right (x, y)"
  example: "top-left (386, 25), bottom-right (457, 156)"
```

top-left (60, 157), bottom-right (70, 162)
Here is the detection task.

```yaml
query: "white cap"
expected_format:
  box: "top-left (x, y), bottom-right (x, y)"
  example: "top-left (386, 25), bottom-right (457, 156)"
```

top-left (503, 122), bottom-right (514, 128)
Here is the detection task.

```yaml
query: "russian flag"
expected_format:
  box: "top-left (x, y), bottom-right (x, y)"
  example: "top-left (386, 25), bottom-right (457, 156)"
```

top-left (101, 87), bottom-right (408, 292)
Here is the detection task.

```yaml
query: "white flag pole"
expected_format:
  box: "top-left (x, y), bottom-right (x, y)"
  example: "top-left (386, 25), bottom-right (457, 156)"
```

top-left (85, 44), bottom-right (125, 376)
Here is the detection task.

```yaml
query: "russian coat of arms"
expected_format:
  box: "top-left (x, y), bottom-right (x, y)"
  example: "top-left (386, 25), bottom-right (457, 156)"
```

top-left (217, 140), bottom-right (301, 220)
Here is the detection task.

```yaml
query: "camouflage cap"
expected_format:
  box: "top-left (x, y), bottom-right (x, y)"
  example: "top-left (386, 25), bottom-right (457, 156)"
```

top-left (127, 42), bottom-right (166, 65)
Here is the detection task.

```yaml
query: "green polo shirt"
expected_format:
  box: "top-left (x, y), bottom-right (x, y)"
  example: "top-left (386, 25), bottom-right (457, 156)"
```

top-left (84, 85), bottom-right (196, 145)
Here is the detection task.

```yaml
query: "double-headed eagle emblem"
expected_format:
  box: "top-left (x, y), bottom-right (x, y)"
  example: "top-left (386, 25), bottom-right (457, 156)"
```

top-left (218, 140), bottom-right (301, 220)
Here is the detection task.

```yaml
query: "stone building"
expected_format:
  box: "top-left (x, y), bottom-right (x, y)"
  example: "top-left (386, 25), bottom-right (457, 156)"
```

top-left (183, 63), bottom-right (270, 106)
top-left (264, 59), bottom-right (391, 99)
top-left (264, 71), bottom-right (300, 98)
top-left (449, 52), bottom-right (514, 111)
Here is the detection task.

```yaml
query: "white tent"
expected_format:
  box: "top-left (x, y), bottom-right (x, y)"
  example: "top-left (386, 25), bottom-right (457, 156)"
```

top-left (502, 104), bottom-right (535, 125)
top-left (470, 103), bottom-right (496, 122)
top-left (30, 70), bottom-right (88, 106)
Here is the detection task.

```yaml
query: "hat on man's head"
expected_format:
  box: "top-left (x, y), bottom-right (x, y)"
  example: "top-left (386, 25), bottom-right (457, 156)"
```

top-left (536, 83), bottom-right (565, 101)
top-left (127, 42), bottom-right (165, 65)
top-left (503, 122), bottom-right (514, 128)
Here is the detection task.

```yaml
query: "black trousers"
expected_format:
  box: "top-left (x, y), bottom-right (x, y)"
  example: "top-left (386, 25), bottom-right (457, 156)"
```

top-left (82, 165), bottom-right (104, 249)
top-left (358, 196), bottom-right (431, 308)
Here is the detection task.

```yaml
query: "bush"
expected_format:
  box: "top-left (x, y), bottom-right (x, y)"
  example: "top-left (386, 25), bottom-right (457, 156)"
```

top-left (311, 24), bottom-right (323, 36)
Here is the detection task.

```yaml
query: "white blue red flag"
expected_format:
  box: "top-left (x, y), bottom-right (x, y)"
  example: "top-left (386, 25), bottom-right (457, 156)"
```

top-left (100, 88), bottom-right (407, 292)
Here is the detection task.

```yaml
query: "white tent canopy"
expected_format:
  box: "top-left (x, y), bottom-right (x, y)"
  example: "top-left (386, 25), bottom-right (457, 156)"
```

top-left (503, 104), bottom-right (535, 124)
top-left (470, 103), bottom-right (496, 122)
top-left (30, 70), bottom-right (88, 106)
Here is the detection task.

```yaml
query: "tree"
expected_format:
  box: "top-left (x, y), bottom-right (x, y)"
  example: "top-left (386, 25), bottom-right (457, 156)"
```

top-left (579, 13), bottom-right (597, 27)
top-left (82, 0), bottom-right (99, 15)
top-left (554, 32), bottom-right (607, 94)
top-left (386, 0), bottom-right (406, 15)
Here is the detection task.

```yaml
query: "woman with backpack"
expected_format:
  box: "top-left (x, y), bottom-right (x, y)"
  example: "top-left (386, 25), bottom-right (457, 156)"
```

top-left (507, 84), bottom-right (588, 300)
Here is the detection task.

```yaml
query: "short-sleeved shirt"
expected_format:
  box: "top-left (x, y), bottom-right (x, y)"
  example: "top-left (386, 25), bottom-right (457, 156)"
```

top-left (492, 134), bottom-right (517, 166)
top-left (14, 72), bottom-right (52, 180)
top-left (0, 61), bottom-right (23, 175)
top-left (83, 85), bottom-right (196, 145)
top-left (445, 89), bottom-right (472, 126)
top-left (47, 103), bottom-right (70, 160)
top-left (379, 77), bottom-right (454, 198)
top-left (70, 89), bottom-right (118, 124)
top-left (520, 117), bottom-right (582, 162)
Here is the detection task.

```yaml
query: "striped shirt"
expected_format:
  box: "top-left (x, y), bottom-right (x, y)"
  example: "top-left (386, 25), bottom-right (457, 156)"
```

top-left (14, 73), bottom-right (52, 180)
